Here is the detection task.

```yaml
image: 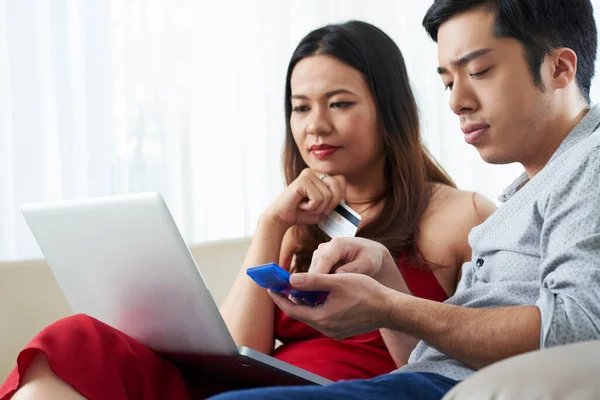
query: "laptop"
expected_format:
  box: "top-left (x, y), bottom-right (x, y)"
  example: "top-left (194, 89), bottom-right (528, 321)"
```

top-left (21, 192), bottom-right (333, 388)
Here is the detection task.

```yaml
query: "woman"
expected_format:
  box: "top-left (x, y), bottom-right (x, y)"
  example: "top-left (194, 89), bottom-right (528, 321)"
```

top-left (1, 20), bottom-right (495, 399)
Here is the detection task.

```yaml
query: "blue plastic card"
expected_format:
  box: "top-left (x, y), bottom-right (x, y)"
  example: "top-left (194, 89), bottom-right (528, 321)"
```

top-left (246, 262), bottom-right (329, 305)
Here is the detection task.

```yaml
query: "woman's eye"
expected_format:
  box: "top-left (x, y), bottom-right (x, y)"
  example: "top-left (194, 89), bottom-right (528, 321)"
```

top-left (293, 105), bottom-right (310, 113)
top-left (330, 102), bottom-right (354, 109)
top-left (444, 82), bottom-right (454, 91)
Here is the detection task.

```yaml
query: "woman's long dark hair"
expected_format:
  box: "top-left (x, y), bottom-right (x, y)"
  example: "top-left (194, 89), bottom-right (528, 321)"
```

top-left (283, 21), bottom-right (455, 272)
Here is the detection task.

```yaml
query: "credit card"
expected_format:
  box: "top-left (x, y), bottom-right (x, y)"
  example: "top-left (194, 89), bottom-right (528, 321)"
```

top-left (317, 201), bottom-right (361, 238)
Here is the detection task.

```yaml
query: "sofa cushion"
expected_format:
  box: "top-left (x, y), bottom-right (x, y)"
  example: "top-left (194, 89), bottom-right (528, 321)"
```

top-left (0, 259), bottom-right (72, 381)
top-left (443, 341), bottom-right (600, 400)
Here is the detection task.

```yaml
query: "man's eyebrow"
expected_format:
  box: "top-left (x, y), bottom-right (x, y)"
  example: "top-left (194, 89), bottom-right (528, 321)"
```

top-left (291, 89), bottom-right (357, 100)
top-left (437, 48), bottom-right (494, 74)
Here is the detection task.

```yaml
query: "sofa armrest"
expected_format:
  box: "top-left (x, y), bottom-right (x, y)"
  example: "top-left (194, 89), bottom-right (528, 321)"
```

top-left (0, 260), bottom-right (72, 381)
top-left (443, 341), bottom-right (600, 400)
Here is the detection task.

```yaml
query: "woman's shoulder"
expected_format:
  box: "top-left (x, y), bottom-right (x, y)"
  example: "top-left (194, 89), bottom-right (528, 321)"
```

top-left (418, 185), bottom-right (497, 293)
top-left (422, 184), bottom-right (497, 260)
top-left (426, 184), bottom-right (496, 225)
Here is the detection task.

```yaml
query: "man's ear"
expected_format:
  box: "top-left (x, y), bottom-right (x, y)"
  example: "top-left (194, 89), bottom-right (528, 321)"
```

top-left (548, 47), bottom-right (578, 90)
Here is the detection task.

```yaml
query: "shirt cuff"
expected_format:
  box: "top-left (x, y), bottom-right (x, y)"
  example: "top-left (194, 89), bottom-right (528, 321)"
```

top-left (536, 288), bottom-right (557, 349)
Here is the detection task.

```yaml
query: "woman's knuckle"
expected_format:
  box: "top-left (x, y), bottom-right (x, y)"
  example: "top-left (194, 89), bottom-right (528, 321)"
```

top-left (330, 237), bottom-right (344, 246)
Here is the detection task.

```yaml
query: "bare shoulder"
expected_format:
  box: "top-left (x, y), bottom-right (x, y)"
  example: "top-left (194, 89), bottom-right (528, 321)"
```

top-left (424, 184), bottom-right (496, 226)
top-left (421, 184), bottom-right (497, 263)
top-left (418, 185), bottom-right (497, 294)
top-left (471, 192), bottom-right (497, 222)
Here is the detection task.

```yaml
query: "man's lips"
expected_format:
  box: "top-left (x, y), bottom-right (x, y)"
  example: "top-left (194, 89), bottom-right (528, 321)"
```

top-left (461, 123), bottom-right (490, 145)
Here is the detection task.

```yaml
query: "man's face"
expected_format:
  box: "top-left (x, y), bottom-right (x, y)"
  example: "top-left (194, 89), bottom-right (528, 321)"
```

top-left (437, 8), bottom-right (551, 165)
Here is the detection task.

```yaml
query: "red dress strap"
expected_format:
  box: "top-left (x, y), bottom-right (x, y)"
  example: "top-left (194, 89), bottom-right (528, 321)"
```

top-left (397, 254), bottom-right (449, 302)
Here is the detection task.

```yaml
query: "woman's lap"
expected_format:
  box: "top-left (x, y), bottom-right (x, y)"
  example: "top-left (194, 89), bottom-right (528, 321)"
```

top-left (0, 314), bottom-right (192, 400)
top-left (0, 314), bottom-right (340, 399)
top-left (2, 314), bottom-right (448, 400)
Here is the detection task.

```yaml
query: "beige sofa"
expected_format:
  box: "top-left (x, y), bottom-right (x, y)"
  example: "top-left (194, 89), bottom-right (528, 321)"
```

top-left (1, 237), bottom-right (599, 399)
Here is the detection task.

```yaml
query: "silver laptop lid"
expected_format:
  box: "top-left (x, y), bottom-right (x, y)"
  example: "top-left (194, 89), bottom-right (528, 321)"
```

top-left (22, 192), bottom-right (238, 356)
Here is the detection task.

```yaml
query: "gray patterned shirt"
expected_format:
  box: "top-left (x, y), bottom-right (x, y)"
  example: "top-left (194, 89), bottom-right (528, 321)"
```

top-left (399, 105), bottom-right (600, 381)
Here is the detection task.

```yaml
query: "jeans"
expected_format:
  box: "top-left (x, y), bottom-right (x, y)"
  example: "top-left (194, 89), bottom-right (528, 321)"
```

top-left (209, 372), bottom-right (459, 400)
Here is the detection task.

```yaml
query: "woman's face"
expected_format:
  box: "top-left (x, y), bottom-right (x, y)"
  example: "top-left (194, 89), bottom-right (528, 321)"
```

top-left (289, 55), bottom-right (384, 179)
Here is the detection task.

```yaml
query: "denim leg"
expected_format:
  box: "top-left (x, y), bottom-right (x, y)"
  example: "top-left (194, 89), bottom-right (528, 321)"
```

top-left (209, 372), bottom-right (460, 400)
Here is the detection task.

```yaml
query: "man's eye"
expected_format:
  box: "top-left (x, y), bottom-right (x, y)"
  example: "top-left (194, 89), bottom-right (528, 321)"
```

top-left (293, 106), bottom-right (310, 113)
top-left (470, 67), bottom-right (492, 78)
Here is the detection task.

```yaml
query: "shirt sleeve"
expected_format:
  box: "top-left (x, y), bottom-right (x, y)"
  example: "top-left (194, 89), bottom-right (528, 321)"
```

top-left (536, 149), bottom-right (600, 348)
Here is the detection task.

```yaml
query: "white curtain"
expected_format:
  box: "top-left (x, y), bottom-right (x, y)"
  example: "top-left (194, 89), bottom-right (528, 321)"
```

top-left (1, 0), bottom-right (600, 261)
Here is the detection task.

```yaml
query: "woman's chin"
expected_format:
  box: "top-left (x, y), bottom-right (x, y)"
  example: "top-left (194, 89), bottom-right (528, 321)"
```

top-left (307, 164), bottom-right (344, 176)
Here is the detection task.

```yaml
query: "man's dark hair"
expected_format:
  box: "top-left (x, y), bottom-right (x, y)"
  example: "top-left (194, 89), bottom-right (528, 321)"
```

top-left (423, 0), bottom-right (598, 103)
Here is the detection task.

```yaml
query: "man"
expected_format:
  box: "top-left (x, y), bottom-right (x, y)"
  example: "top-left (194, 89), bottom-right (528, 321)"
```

top-left (211, 0), bottom-right (600, 399)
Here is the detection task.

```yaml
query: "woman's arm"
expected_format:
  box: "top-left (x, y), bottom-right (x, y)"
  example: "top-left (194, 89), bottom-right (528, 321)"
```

top-left (379, 329), bottom-right (420, 367)
top-left (219, 169), bottom-right (345, 354)
top-left (428, 190), bottom-right (497, 293)
top-left (379, 190), bottom-right (497, 366)
top-left (219, 214), bottom-right (294, 354)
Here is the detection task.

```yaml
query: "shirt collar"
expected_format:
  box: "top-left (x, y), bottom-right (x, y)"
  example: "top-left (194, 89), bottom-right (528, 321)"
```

top-left (498, 104), bottom-right (600, 203)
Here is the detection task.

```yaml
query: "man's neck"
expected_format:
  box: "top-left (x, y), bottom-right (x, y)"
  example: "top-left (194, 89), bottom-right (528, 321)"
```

top-left (523, 104), bottom-right (590, 178)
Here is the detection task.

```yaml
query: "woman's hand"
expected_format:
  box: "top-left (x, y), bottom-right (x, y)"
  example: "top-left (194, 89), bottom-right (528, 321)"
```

top-left (265, 168), bottom-right (346, 229)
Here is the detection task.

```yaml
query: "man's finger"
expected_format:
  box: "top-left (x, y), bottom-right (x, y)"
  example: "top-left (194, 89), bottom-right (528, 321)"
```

top-left (269, 290), bottom-right (313, 320)
top-left (289, 272), bottom-right (339, 291)
top-left (333, 260), bottom-right (365, 274)
top-left (268, 290), bottom-right (293, 310)
top-left (308, 241), bottom-right (347, 274)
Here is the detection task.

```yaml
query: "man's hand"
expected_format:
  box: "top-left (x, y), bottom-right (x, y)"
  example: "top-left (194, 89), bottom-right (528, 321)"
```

top-left (269, 272), bottom-right (396, 339)
top-left (308, 237), bottom-right (409, 292)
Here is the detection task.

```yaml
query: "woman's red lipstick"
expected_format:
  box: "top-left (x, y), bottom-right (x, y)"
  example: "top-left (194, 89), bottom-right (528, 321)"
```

top-left (310, 144), bottom-right (341, 159)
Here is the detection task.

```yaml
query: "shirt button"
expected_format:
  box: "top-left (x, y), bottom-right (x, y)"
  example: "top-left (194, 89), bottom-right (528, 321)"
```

top-left (476, 258), bottom-right (484, 267)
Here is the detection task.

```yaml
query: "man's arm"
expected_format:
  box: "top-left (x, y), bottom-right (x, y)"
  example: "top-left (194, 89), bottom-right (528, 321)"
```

top-left (293, 237), bottom-right (540, 369)
top-left (275, 270), bottom-right (540, 370)
top-left (282, 147), bottom-right (600, 368)
top-left (384, 149), bottom-right (600, 369)
top-left (382, 292), bottom-right (541, 370)
top-left (535, 151), bottom-right (600, 348)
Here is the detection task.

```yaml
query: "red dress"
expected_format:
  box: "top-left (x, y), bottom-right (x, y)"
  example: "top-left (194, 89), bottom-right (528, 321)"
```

top-left (0, 256), bottom-right (448, 399)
